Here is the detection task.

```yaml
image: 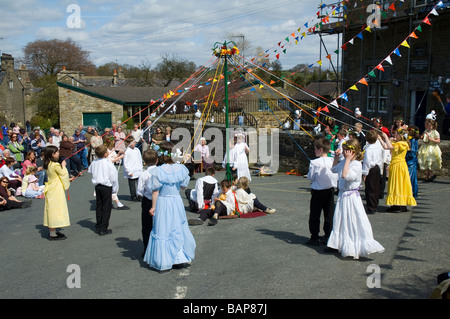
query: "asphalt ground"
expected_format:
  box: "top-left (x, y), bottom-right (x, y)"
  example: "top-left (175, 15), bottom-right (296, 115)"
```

top-left (0, 165), bottom-right (449, 303)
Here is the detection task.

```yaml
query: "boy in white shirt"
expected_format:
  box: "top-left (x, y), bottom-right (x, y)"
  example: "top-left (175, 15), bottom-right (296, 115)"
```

top-left (185, 167), bottom-right (219, 212)
top-left (123, 136), bottom-right (143, 201)
top-left (362, 130), bottom-right (384, 214)
top-left (306, 138), bottom-right (338, 246)
top-left (137, 149), bottom-right (158, 254)
top-left (88, 145), bottom-right (119, 236)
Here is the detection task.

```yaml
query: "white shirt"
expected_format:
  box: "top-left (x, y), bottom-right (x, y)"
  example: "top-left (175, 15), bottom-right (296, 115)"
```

top-left (88, 158), bottom-right (119, 194)
top-left (137, 165), bottom-right (156, 200)
top-left (131, 129), bottom-right (142, 143)
top-left (307, 156), bottom-right (338, 190)
top-left (190, 175), bottom-right (219, 209)
top-left (123, 146), bottom-right (143, 179)
top-left (362, 140), bottom-right (384, 176)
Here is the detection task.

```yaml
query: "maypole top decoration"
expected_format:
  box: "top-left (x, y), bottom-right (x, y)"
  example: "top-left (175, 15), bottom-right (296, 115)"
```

top-left (212, 41), bottom-right (239, 57)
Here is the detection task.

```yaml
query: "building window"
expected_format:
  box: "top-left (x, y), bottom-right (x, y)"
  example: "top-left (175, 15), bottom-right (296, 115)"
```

top-left (378, 84), bottom-right (389, 113)
top-left (415, 0), bottom-right (433, 6)
top-left (367, 84), bottom-right (377, 112)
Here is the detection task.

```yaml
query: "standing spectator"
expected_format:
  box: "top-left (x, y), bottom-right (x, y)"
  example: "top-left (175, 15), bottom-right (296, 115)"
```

top-left (141, 120), bottom-right (154, 152)
top-left (43, 145), bottom-right (70, 241)
top-left (417, 118), bottom-right (442, 182)
top-left (131, 123), bottom-right (142, 150)
top-left (143, 141), bottom-right (196, 272)
top-left (73, 129), bottom-right (88, 170)
top-left (90, 129), bottom-right (104, 161)
top-left (164, 126), bottom-right (172, 142)
top-left (114, 126), bottom-right (126, 153)
top-left (84, 127), bottom-right (94, 165)
top-left (406, 126), bottom-right (420, 198)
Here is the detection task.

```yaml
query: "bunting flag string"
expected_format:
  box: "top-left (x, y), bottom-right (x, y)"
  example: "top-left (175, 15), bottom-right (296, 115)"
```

top-left (324, 1), bottom-right (445, 121)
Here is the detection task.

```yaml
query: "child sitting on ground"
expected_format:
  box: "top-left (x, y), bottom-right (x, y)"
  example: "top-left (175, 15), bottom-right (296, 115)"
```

top-left (23, 166), bottom-right (45, 199)
top-left (188, 179), bottom-right (235, 226)
top-left (233, 176), bottom-right (275, 215)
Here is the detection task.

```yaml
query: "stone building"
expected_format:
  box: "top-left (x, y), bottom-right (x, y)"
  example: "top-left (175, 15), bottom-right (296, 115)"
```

top-left (57, 69), bottom-right (173, 134)
top-left (0, 53), bottom-right (35, 125)
top-left (317, 0), bottom-right (450, 133)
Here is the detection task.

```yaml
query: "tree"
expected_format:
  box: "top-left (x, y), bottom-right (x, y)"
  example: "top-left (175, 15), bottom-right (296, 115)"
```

top-left (155, 53), bottom-right (196, 87)
top-left (23, 38), bottom-right (96, 78)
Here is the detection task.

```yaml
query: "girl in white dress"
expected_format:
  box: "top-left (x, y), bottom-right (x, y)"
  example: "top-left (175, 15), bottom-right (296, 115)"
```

top-left (327, 139), bottom-right (384, 259)
top-left (232, 133), bottom-right (251, 181)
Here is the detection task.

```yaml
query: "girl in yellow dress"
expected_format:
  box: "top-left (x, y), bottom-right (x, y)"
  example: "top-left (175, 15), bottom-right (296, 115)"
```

top-left (417, 118), bottom-right (442, 182)
top-left (43, 145), bottom-right (71, 240)
top-left (379, 129), bottom-right (417, 212)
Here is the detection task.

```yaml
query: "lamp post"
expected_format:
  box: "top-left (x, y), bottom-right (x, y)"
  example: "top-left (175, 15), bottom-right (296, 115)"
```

top-left (212, 41), bottom-right (239, 181)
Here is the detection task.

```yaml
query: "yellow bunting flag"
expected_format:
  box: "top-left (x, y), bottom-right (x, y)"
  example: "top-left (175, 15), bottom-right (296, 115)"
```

top-left (350, 85), bottom-right (358, 91)
top-left (401, 40), bottom-right (410, 48)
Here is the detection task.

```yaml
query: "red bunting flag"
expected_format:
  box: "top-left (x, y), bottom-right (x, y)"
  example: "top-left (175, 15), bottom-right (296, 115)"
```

top-left (270, 80), bottom-right (276, 85)
top-left (276, 53), bottom-right (280, 59)
top-left (375, 64), bottom-right (385, 72)
top-left (423, 17), bottom-right (431, 25)
top-left (326, 54), bottom-right (332, 60)
top-left (322, 106), bottom-right (330, 113)
top-left (389, 3), bottom-right (395, 11)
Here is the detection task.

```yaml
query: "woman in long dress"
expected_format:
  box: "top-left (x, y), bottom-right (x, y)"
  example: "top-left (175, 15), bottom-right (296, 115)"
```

top-left (143, 141), bottom-right (196, 272)
top-left (232, 133), bottom-right (251, 181)
top-left (327, 139), bottom-right (384, 259)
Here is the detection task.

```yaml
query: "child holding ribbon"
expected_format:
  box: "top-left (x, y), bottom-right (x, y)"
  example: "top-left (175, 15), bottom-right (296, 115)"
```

top-left (327, 139), bottom-right (385, 259)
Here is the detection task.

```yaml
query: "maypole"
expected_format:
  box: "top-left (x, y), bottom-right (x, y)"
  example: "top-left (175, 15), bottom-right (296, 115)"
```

top-left (213, 41), bottom-right (239, 181)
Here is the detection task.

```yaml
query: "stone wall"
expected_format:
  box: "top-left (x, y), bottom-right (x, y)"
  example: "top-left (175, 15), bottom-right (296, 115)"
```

top-left (58, 86), bottom-right (123, 135)
top-left (154, 118), bottom-right (450, 177)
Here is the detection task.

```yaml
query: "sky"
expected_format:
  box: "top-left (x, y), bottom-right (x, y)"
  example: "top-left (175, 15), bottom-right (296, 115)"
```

top-left (0, 0), bottom-right (343, 71)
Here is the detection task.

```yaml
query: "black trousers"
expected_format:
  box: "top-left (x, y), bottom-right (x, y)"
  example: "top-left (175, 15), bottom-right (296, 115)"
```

top-left (253, 198), bottom-right (267, 211)
top-left (95, 184), bottom-right (112, 232)
top-left (128, 178), bottom-right (138, 199)
top-left (365, 165), bottom-right (381, 213)
top-left (309, 188), bottom-right (335, 240)
top-left (141, 196), bottom-right (153, 251)
top-left (199, 201), bottom-right (228, 221)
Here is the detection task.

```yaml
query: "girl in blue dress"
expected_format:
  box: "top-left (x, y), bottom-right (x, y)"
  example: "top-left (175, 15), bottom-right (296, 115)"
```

top-left (406, 126), bottom-right (419, 198)
top-left (143, 141), bottom-right (196, 272)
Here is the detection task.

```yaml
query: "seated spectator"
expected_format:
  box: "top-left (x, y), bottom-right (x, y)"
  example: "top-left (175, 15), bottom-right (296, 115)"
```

top-left (0, 157), bottom-right (22, 191)
top-left (30, 132), bottom-right (46, 157)
top-left (22, 151), bottom-right (45, 186)
top-left (0, 176), bottom-right (31, 208)
top-left (194, 137), bottom-right (214, 169)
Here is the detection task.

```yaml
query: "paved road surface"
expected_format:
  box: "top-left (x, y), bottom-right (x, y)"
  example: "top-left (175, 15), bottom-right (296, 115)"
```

top-left (0, 167), bottom-right (449, 302)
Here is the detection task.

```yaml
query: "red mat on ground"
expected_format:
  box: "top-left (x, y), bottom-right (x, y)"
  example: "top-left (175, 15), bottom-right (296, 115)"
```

top-left (219, 211), bottom-right (266, 219)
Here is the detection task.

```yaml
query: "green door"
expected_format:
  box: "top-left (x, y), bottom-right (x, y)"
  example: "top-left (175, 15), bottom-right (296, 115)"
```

top-left (83, 112), bottom-right (112, 133)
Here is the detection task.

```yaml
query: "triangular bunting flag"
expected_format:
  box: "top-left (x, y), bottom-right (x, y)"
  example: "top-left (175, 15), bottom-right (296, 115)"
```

top-left (317, 60), bottom-right (322, 66)
top-left (359, 78), bottom-right (368, 86)
top-left (330, 100), bottom-right (339, 108)
top-left (393, 48), bottom-right (402, 57)
top-left (270, 80), bottom-right (276, 85)
top-left (340, 93), bottom-right (348, 101)
top-left (389, 3), bottom-right (396, 11)
top-left (410, 32), bottom-right (418, 39)
top-left (430, 8), bottom-right (438, 16)
top-left (276, 53), bottom-right (280, 59)
top-left (368, 70), bottom-right (376, 77)
top-left (401, 40), bottom-right (410, 48)
top-left (385, 56), bottom-right (393, 65)
top-left (326, 54), bottom-right (332, 60)
top-left (322, 106), bottom-right (330, 113)
top-left (375, 64), bottom-right (385, 72)
top-left (350, 85), bottom-right (358, 91)
top-left (356, 32), bottom-right (363, 40)
top-left (423, 17), bottom-right (431, 25)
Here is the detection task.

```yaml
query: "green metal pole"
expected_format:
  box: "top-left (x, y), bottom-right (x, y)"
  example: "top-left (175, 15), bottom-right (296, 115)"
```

top-left (224, 53), bottom-right (232, 181)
